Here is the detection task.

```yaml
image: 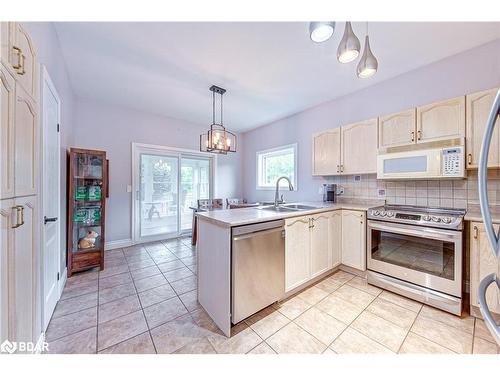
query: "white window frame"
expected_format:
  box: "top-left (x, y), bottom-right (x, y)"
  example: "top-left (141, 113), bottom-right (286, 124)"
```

top-left (256, 143), bottom-right (298, 190)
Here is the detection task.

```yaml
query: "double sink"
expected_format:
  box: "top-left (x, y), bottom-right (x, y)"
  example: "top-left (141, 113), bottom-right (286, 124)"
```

top-left (255, 203), bottom-right (319, 212)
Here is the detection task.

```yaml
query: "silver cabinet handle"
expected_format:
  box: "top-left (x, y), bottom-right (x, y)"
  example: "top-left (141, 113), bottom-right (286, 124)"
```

top-left (478, 273), bottom-right (500, 346)
top-left (478, 89), bottom-right (500, 258)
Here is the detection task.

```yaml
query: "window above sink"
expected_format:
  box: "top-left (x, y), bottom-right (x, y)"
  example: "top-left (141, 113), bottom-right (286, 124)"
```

top-left (256, 143), bottom-right (297, 190)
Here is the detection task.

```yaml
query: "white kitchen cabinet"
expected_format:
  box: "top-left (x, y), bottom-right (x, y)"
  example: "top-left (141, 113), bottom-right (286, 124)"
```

top-left (285, 217), bottom-right (311, 292)
top-left (0, 199), bottom-right (13, 342)
top-left (0, 63), bottom-right (15, 200)
top-left (470, 222), bottom-right (500, 315)
top-left (466, 88), bottom-right (500, 169)
top-left (341, 210), bottom-right (366, 271)
top-left (378, 109), bottom-right (416, 148)
top-left (14, 85), bottom-right (37, 197)
top-left (312, 128), bottom-right (341, 176)
top-left (11, 23), bottom-right (36, 101)
top-left (329, 211), bottom-right (342, 268)
top-left (0, 23), bottom-right (14, 72)
top-left (310, 213), bottom-right (330, 278)
top-left (416, 96), bottom-right (465, 144)
top-left (341, 118), bottom-right (378, 174)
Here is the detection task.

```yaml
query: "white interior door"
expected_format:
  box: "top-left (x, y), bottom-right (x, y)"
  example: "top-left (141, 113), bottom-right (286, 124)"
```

top-left (41, 67), bottom-right (61, 330)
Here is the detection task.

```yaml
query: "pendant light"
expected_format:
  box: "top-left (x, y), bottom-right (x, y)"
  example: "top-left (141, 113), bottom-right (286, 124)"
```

top-left (357, 22), bottom-right (378, 78)
top-left (200, 85), bottom-right (237, 155)
top-left (309, 22), bottom-right (335, 43)
top-left (337, 22), bottom-right (360, 63)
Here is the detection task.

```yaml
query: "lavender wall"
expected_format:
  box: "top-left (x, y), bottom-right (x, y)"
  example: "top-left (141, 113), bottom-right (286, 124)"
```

top-left (241, 40), bottom-right (500, 203)
top-left (73, 98), bottom-right (242, 242)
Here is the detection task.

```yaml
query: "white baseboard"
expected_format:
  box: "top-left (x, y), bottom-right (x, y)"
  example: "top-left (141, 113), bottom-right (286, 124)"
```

top-left (105, 238), bottom-right (133, 250)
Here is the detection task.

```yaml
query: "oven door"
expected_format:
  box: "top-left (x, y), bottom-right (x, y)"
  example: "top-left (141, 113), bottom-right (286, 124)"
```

top-left (367, 220), bottom-right (462, 297)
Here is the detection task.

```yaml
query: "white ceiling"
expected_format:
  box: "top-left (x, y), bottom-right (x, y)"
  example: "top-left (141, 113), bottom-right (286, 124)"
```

top-left (54, 22), bottom-right (499, 132)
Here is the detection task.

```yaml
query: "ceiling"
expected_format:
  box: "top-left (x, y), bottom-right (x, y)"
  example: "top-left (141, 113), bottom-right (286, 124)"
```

top-left (54, 22), bottom-right (499, 132)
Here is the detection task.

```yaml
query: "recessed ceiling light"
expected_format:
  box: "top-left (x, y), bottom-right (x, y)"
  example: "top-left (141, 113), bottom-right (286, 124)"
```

top-left (309, 22), bottom-right (336, 43)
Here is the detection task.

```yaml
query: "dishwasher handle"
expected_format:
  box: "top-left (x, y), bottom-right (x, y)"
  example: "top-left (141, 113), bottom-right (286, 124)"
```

top-left (233, 227), bottom-right (285, 242)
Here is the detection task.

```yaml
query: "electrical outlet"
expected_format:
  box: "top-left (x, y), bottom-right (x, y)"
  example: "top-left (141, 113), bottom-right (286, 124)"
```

top-left (377, 189), bottom-right (386, 198)
top-left (337, 187), bottom-right (345, 195)
top-left (354, 175), bottom-right (361, 182)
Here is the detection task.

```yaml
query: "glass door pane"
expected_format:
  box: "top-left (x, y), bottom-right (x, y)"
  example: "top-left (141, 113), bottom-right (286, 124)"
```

top-left (140, 154), bottom-right (179, 238)
top-left (180, 157), bottom-right (210, 232)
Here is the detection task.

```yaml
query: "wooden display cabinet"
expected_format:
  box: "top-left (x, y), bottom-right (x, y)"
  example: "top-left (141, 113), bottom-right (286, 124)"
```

top-left (67, 148), bottom-right (107, 276)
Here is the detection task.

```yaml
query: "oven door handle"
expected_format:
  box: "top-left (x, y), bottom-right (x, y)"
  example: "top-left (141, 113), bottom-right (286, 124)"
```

top-left (367, 220), bottom-right (461, 241)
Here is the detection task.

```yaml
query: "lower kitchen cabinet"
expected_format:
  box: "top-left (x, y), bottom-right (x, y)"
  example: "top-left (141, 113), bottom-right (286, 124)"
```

top-left (0, 196), bottom-right (37, 343)
top-left (285, 210), bottom-right (345, 292)
top-left (341, 210), bottom-right (366, 271)
top-left (285, 217), bottom-right (311, 291)
top-left (470, 222), bottom-right (500, 315)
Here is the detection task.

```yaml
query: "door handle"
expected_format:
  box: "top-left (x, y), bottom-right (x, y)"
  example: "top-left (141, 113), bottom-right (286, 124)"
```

top-left (473, 225), bottom-right (478, 239)
top-left (44, 216), bottom-right (58, 224)
top-left (467, 153), bottom-right (473, 165)
top-left (411, 131), bottom-right (415, 142)
top-left (12, 46), bottom-right (22, 70)
top-left (417, 130), bottom-right (422, 140)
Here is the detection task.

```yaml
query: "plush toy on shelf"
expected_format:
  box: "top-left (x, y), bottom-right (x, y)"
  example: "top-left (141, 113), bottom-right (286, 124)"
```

top-left (78, 230), bottom-right (99, 249)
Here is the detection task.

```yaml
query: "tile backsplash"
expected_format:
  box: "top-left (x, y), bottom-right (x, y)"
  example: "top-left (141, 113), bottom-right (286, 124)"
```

top-left (326, 170), bottom-right (500, 209)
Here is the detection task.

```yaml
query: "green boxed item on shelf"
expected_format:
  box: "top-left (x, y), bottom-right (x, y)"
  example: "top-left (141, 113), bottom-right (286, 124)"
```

top-left (75, 186), bottom-right (88, 201)
top-left (88, 186), bottom-right (101, 201)
top-left (74, 208), bottom-right (87, 222)
top-left (88, 207), bottom-right (101, 223)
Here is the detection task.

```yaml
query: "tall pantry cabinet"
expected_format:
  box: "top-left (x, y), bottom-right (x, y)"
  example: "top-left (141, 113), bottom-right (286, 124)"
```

top-left (1, 22), bottom-right (40, 347)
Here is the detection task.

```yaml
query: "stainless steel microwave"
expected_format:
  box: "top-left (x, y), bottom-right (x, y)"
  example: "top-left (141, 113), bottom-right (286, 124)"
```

top-left (377, 145), bottom-right (465, 180)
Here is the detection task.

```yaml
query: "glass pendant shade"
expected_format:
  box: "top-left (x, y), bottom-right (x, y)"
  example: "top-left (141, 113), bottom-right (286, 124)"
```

top-left (357, 35), bottom-right (378, 78)
top-left (309, 22), bottom-right (335, 43)
top-left (337, 22), bottom-right (360, 63)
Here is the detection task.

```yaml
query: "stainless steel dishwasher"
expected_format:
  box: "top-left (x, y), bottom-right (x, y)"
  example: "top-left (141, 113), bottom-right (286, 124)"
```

top-left (231, 220), bottom-right (285, 324)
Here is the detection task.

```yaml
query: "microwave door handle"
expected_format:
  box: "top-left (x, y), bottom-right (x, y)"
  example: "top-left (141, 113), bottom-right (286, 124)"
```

top-left (478, 273), bottom-right (500, 346)
top-left (478, 89), bottom-right (500, 258)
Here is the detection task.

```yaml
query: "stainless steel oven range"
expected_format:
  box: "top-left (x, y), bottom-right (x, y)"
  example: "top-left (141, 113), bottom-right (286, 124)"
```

top-left (366, 205), bottom-right (466, 315)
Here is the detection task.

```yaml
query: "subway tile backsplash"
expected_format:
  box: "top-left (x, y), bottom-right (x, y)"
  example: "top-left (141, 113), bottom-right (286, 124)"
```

top-left (325, 170), bottom-right (500, 209)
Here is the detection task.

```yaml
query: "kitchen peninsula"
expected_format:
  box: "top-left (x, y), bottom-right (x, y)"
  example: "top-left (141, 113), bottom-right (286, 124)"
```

top-left (196, 200), bottom-right (381, 336)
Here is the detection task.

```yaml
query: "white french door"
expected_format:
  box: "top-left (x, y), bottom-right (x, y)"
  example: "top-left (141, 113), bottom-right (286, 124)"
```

top-left (133, 144), bottom-right (214, 243)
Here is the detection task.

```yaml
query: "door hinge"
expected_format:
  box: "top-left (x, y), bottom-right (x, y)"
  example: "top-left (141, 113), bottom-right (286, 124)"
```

top-left (57, 123), bottom-right (60, 132)
top-left (57, 272), bottom-right (60, 281)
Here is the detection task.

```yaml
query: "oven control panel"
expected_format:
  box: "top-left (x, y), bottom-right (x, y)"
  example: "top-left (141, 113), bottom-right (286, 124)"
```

top-left (442, 147), bottom-right (463, 177)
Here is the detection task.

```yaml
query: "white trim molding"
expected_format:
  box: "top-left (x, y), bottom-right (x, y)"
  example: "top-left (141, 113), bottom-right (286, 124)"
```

top-left (105, 238), bottom-right (134, 251)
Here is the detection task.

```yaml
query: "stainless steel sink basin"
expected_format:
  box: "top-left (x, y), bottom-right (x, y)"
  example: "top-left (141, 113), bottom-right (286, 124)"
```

top-left (259, 206), bottom-right (299, 212)
top-left (282, 204), bottom-right (319, 210)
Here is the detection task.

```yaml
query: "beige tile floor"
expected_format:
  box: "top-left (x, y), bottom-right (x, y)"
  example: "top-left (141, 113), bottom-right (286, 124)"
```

top-left (46, 237), bottom-right (500, 354)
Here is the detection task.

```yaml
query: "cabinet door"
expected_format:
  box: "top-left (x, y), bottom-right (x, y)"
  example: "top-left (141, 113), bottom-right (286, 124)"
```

top-left (470, 222), bottom-right (500, 314)
top-left (15, 85), bottom-right (37, 196)
top-left (312, 129), bottom-right (341, 176)
top-left (1, 63), bottom-right (15, 199)
top-left (12, 195), bottom-right (36, 342)
top-left (466, 88), bottom-right (500, 169)
top-left (1, 23), bottom-right (14, 71)
top-left (310, 213), bottom-right (330, 278)
top-left (416, 96), bottom-right (465, 143)
top-left (341, 210), bottom-right (366, 271)
top-left (0, 199), bottom-right (14, 342)
top-left (12, 23), bottom-right (36, 100)
top-left (378, 109), bottom-right (416, 148)
top-left (341, 118), bottom-right (378, 174)
top-left (329, 211), bottom-right (342, 268)
top-left (285, 217), bottom-right (311, 292)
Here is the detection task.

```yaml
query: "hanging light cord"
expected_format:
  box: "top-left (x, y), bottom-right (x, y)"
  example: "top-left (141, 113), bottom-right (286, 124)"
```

top-left (221, 92), bottom-right (224, 126)
top-left (212, 90), bottom-right (215, 124)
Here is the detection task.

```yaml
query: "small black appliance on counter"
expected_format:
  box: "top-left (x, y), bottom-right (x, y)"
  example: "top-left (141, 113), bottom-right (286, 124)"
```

top-left (322, 184), bottom-right (337, 202)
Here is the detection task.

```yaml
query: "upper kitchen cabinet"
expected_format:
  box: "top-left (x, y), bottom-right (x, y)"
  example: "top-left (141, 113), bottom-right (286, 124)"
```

top-left (0, 63), bottom-right (15, 200)
top-left (14, 85), bottom-right (37, 197)
top-left (11, 23), bottom-right (36, 101)
top-left (416, 96), bottom-right (465, 144)
top-left (0, 23), bottom-right (14, 69)
top-left (312, 128), bottom-right (341, 176)
top-left (341, 118), bottom-right (378, 174)
top-left (466, 88), bottom-right (500, 169)
top-left (378, 109), bottom-right (416, 148)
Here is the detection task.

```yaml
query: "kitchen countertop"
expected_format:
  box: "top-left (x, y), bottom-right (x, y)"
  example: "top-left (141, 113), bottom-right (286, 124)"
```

top-left (196, 198), bottom-right (384, 227)
top-left (464, 205), bottom-right (500, 224)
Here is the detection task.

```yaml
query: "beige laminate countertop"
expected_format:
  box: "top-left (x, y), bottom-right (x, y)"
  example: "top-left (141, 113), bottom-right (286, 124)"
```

top-left (196, 199), bottom-right (383, 228)
top-left (464, 205), bottom-right (500, 224)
